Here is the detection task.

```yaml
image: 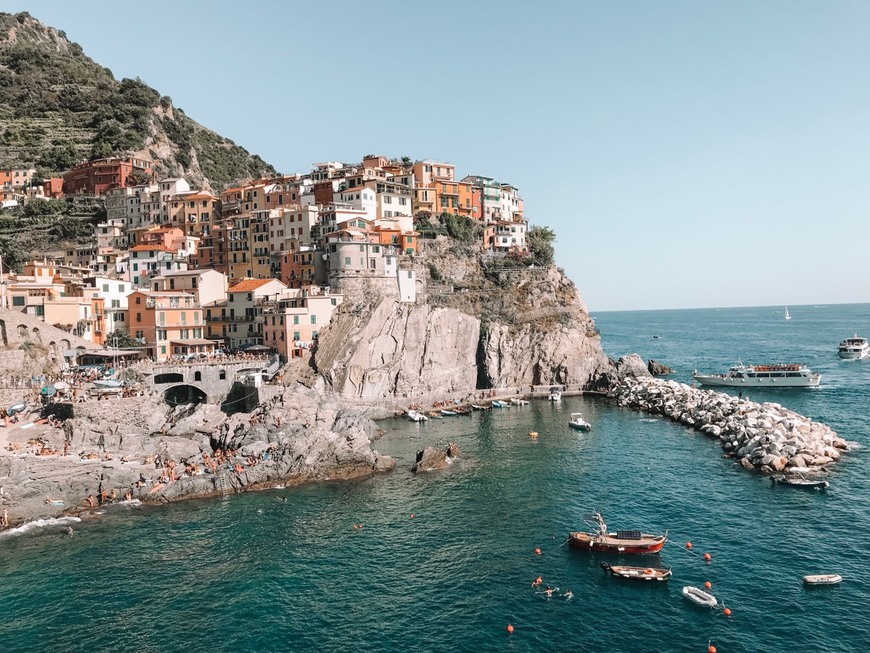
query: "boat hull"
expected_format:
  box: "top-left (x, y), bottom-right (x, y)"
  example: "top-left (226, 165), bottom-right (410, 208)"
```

top-left (682, 586), bottom-right (717, 607)
top-left (601, 563), bottom-right (671, 581)
top-left (803, 574), bottom-right (842, 585)
top-left (568, 422), bottom-right (591, 431)
top-left (569, 532), bottom-right (665, 554)
top-left (693, 375), bottom-right (820, 388)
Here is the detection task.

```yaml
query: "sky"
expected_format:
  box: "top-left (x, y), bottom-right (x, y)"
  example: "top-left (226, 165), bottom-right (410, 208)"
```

top-left (4, 0), bottom-right (869, 311)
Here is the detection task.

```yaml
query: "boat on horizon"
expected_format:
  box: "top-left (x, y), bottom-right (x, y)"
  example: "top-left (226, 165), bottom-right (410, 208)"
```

top-left (784, 306), bottom-right (791, 320)
top-left (693, 363), bottom-right (820, 388)
top-left (568, 412), bottom-right (591, 431)
top-left (682, 585), bottom-right (718, 608)
top-left (568, 512), bottom-right (666, 554)
top-left (600, 562), bottom-right (672, 582)
top-left (837, 335), bottom-right (869, 360)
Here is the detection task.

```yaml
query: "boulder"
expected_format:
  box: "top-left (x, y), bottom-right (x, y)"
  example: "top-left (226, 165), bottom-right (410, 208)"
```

top-left (647, 360), bottom-right (674, 376)
top-left (412, 442), bottom-right (460, 473)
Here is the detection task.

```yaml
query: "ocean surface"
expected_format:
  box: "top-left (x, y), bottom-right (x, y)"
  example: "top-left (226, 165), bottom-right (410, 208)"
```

top-left (1, 303), bottom-right (868, 652)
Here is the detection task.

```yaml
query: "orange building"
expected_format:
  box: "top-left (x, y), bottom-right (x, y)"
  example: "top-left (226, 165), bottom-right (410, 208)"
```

top-left (63, 157), bottom-right (154, 196)
top-left (128, 290), bottom-right (209, 360)
top-left (456, 182), bottom-right (482, 220)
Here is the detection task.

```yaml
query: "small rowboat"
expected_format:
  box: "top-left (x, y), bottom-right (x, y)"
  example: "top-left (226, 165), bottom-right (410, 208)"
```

top-left (600, 563), bottom-right (671, 582)
top-left (491, 400), bottom-right (509, 408)
top-left (803, 574), bottom-right (842, 586)
top-left (440, 409), bottom-right (458, 417)
top-left (682, 585), bottom-right (717, 608)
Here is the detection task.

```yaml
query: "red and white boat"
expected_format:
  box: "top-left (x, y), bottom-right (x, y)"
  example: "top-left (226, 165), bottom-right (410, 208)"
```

top-left (569, 512), bottom-right (666, 554)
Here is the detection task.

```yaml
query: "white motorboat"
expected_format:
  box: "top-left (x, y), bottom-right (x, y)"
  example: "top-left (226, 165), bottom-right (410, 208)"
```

top-left (803, 574), bottom-right (842, 586)
top-left (548, 387), bottom-right (562, 401)
top-left (838, 335), bottom-right (869, 360)
top-left (682, 586), bottom-right (717, 608)
top-left (693, 363), bottom-right (820, 388)
top-left (510, 398), bottom-right (529, 406)
top-left (568, 412), bottom-right (591, 431)
top-left (406, 410), bottom-right (428, 422)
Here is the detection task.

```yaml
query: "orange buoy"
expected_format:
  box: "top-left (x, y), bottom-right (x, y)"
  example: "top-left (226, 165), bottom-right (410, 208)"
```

top-left (704, 581), bottom-right (712, 589)
top-left (723, 607), bottom-right (732, 617)
top-left (703, 552), bottom-right (712, 562)
top-left (506, 624), bottom-right (514, 634)
top-left (534, 547), bottom-right (541, 555)
top-left (686, 541), bottom-right (693, 550)
top-left (708, 645), bottom-right (716, 653)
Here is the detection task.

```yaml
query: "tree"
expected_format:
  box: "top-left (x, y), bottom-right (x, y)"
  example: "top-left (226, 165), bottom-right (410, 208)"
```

top-left (106, 330), bottom-right (142, 349)
top-left (527, 225), bottom-right (556, 266)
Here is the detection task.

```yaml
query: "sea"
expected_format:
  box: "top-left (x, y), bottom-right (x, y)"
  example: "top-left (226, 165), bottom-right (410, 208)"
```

top-left (1, 303), bottom-right (868, 653)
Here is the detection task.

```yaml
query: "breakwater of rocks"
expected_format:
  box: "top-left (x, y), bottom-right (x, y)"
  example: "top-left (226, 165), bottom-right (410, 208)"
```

top-left (611, 376), bottom-right (849, 473)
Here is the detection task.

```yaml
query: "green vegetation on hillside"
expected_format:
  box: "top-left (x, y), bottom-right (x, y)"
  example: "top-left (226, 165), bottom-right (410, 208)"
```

top-left (0, 11), bottom-right (276, 189)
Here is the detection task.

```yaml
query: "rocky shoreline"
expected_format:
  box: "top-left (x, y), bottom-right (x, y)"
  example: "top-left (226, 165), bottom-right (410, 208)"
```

top-left (0, 384), bottom-right (395, 529)
top-left (611, 375), bottom-right (850, 474)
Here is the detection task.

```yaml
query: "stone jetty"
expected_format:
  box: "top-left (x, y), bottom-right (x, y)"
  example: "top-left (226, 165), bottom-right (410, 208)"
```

top-left (612, 376), bottom-right (849, 474)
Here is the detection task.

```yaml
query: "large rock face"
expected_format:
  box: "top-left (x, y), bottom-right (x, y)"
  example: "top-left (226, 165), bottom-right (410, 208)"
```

top-left (315, 243), bottom-right (613, 401)
top-left (315, 300), bottom-right (480, 400)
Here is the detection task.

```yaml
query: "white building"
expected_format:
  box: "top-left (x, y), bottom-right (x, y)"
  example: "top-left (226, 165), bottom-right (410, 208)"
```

top-left (87, 276), bottom-right (133, 334)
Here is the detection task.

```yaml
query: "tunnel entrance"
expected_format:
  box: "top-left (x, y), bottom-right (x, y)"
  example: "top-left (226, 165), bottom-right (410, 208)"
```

top-left (164, 384), bottom-right (208, 407)
top-left (221, 381), bottom-right (259, 416)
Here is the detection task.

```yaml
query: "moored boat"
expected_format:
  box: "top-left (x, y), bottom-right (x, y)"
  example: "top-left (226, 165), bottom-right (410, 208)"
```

top-left (471, 404), bottom-right (489, 411)
top-left (491, 400), bottom-right (509, 408)
top-left (569, 512), bottom-right (666, 554)
top-left (440, 409), bottom-right (458, 417)
top-left (803, 574), bottom-right (842, 586)
top-left (682, 585), bottom-right (717, 607)
top-left (568, 412), bottom-right (591, 431)
top-left (771, 472), bottom-right (829, 490)
top-left (838, 335), bottom-right (869, 360)
top-left (692, 363), bottom-right (821, 388)
top-left (600, 562), bottom-right (671, 582)
top-left (93, 379), bottom-right (124, 389)
top-left (548, 387), bottom-right (562, 401)
top-left (406, 410), bottom-right (428, 422)
top-left (510, 398), bottom-right (529, 406)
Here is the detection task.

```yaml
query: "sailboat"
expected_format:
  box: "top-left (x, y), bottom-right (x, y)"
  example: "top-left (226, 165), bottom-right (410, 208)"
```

top-left (784, 307), bottom-right (791, 320)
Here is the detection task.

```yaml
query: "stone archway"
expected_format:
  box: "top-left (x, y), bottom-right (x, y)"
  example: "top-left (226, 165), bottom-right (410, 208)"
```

top-left (163, 384), bottom-right (207, 407)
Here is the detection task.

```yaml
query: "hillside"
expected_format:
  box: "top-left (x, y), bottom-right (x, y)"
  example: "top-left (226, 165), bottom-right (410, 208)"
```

top-left (0, 11), bottom-right (275, 191)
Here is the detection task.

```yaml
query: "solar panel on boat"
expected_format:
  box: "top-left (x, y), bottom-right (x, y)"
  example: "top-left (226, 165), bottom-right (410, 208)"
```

top-left (616, 530), bottom-right (643, 540)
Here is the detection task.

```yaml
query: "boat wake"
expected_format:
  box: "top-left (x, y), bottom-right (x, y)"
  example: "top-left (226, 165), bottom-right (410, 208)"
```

top-left (0, 516), bottom-right (81, 539)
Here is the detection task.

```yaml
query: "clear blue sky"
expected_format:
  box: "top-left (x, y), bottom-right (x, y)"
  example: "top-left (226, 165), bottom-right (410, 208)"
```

top-left (5, 0), bottom-right (869, 311)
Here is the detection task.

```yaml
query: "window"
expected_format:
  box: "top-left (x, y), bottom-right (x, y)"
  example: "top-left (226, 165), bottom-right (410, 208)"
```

top-left (12, 296), bottom-right (24, 306)
top-left (310, 315), bottom-right (316, 324)
top-left (293, 315), bottom-right (299, 325)
top-left (344, 256), bottom-right (351, 265)
top-left (102, 283), bottom-right (110, 292)
top-left (136, 312), bottom-right (142, 322)
top-left (293, 331), bottom-right (300, 341)
top-left (219, 370), bottom-right (226, 380)
top-left (331, 298), bottom-right (337, 306)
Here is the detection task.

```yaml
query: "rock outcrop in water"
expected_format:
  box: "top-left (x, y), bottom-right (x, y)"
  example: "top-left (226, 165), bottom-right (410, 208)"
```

top-left (612, 376), bottom-right (849, 473)
top-left (412, 442), bottom-right (460, 473)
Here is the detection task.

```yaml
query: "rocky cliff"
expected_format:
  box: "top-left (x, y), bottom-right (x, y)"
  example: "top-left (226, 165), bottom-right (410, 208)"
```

top-left (314, 239), bottom-right (613, 402)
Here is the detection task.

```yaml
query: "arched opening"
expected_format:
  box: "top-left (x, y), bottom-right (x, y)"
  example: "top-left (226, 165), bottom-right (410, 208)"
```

top-left (164, 384), bottom-right (207, 407)
top-left (219, 369), bottom-right (226, 380)
top-left (154, 372), bottom-right (184, 384)
top-left (221, 381), bottom-right (259, 416)
top-left (194, 371), bottom-right (202, 381)
top-left (17, 324), bottom-right (28, 338)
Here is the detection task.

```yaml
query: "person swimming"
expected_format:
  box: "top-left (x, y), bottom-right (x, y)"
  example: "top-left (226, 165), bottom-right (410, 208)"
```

top-left (563, 589), bottom-right (573, 600)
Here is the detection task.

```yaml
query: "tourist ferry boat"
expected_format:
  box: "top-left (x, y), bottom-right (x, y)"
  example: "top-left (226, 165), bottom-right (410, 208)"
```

top-left (838, 335), bottom-right (869, 360)
top-left (692, 363), bottom-right (821, 388)
top-left (569, 512), bottom-right (666, 554)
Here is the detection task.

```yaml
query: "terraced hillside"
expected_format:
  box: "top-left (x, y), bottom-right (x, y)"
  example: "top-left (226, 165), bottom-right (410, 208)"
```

top-left (0, 11), bottom-right (276, 191)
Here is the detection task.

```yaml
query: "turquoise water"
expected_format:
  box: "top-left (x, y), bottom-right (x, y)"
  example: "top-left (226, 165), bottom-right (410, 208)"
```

top-left (1, 303), bottom-right (868, 652)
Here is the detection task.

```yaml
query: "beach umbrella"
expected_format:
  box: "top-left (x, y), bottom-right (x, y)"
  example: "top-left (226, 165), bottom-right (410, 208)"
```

top-left (40, 386), bottom-right (57, 397)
